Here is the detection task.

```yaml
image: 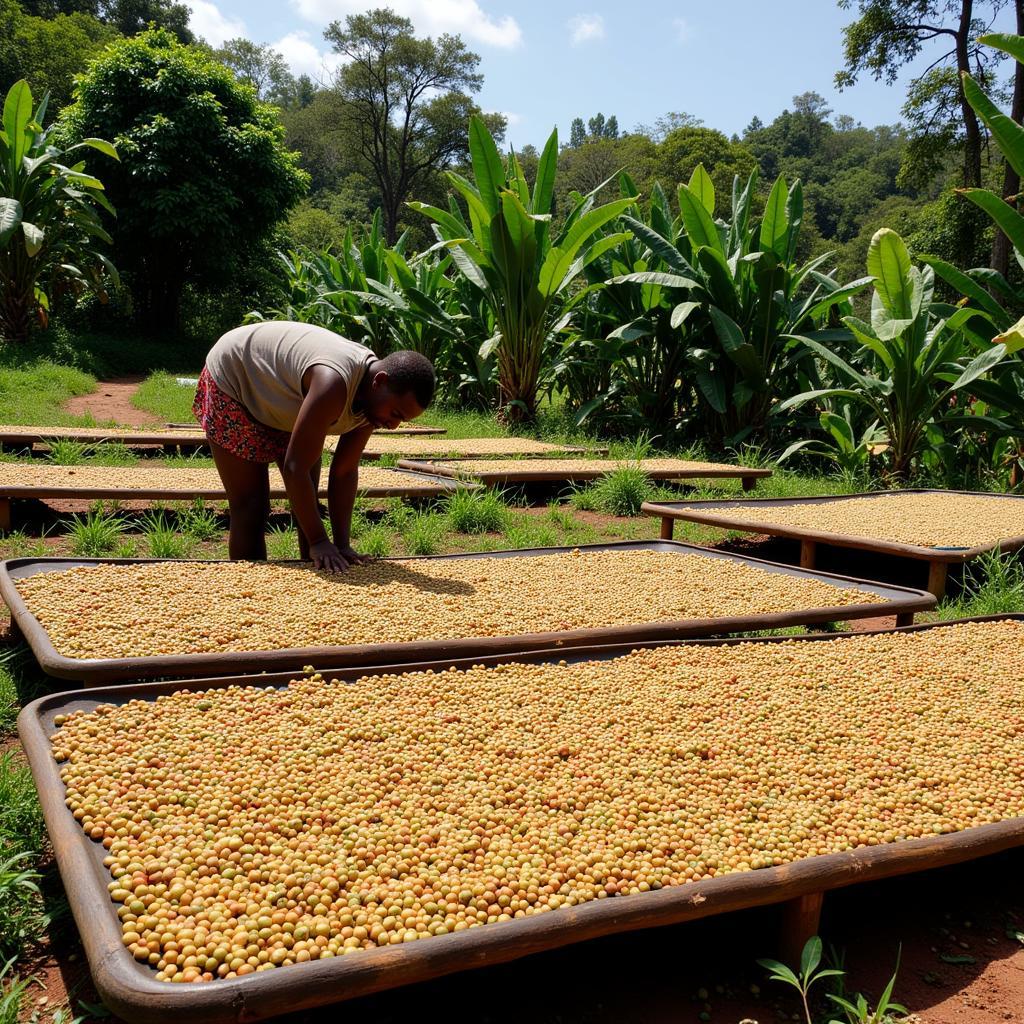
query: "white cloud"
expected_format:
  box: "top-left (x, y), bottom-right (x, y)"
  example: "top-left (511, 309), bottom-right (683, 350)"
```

top-left (498, 111), bottom-right (523, 127)
top-left (673, 17), bottom-right (692, 42)
top-left (289, 0), bottom-right (522, 50)
top-left (272, 31), bottom-right (344, 82)
top-left (186, 0), bottom-right (246, 47)
top-left (568, 13), bottom-right (604, 46)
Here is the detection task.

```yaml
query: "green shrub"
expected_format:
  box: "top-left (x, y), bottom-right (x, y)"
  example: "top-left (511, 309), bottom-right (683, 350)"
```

top-left (140, 511), bottom-right (193, 558)
top-left (589, 466), bottom-right (654, 516)
top-left (67, 509), bottom-right (126, 556)
top-left (267, 526), bottom-right (299, 561)
top-left (402, 512), bottom-right (445, 556)
top-left (443, 488), bottom-right (508, 533)
top-left (359, 525), bottom-right (392, 558)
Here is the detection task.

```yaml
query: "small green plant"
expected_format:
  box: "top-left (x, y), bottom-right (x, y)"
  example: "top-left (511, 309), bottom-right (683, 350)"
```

top-left (140, 511), bottom-right (193, 558)
top-left (358, 525), bottom-right (392, 558)
top-left (589, 466), bottom-right (654, 516)
top-left (67, 509), bottom-right (127, 556)
top-left (383, 501), bottom-right (413, 532)
top-left (179, 499), bottom-right (221, 541)
top-left (443, 488), bottom-right (508, 533)
top-left (112, 538), bottom-right (138, 558)
top-left (502, 520), bottom-right (558, 549)
top-left (267, 525), bottom-right (300, 561)
top-left (375, 452), bottom-right (400, 468)
top-left (938, 550), bottom-right (1024, 619)
top-left (0, 527), bottom-right (50, 559)
top-left (402, 512), bottom-right (446, 556)
top-left (568, 483), bottom-right (599, 512)
top-left (0, 853), bottom-right (44, 960)
top-left (609, 431), bottom-right (658, 461)
top-left (92, 442), bottom-right (138, 465)
top-left (545, 501), bottom-right (577, 531)
top-left (349, 507), bottom-right (371, 539)
top-left (45, 439), bottom-right (93, 465)
top-left (0, 957), bottom-right (35, 1024)
top-left (758, 936), bottom-right (906, 1024)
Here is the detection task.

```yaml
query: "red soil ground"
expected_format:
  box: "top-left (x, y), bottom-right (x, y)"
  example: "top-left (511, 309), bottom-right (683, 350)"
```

top-left (61, 376), bottom-right (161, 427)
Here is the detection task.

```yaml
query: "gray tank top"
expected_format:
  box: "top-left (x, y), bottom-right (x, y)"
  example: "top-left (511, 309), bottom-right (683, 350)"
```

top-left (206, 321), bottom-right (376, 434)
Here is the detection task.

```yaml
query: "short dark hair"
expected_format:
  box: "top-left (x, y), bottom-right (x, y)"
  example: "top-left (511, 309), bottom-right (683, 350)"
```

top-left (380, 350), bottom-right (436, 409)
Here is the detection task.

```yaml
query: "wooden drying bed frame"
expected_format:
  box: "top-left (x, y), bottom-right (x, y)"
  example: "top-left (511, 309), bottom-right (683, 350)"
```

top-left (0, 465), bottom-right (472, 531)
top-left (0, 541), bottom-right (934, 683)
top-left (642, 489), bottom-right (1024, 598)
top-left (14, 615), bottom-right (1024, 1023)
top-left (397, 457), bottom-right (771, 490)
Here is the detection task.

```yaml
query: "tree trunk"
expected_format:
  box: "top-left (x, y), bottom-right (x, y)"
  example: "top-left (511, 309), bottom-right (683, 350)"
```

top-left (0, 288), bottom-right (32, 344)
top-left (381, 192), bottom-right (401, 246)
top-left (991, 0), bottom-right (1024, 277)
top-left (134, 251), bottom-right (185, 334)
top-left (956, 0), bottom-right (983, 189)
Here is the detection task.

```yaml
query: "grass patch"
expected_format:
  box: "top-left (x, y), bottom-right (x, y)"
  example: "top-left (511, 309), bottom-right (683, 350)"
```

top-left (502, 519), bottom-right (559, 549)
top-left (141, 512), bottom-right (194, 558)
top-left (0, 361), bottom-right (96, 426)
top-left (67, 509), bottom-right (127, 557)
top-left (0, 528), bottom-right (51, 560)
top-left (586, 466), bottom-right (655, 517)
top-left (267, 526), bottom-right (300, 561)
top-left (0, 956), bottom-right (36, 1023)
top-left (936, 551), bottom-right (1024, 619)
top-left (359, 525), bottom-right (392, 558)
top-left (401, 511), bottom-right (447, 556)
top-left (178, 499), bottom-right (222, 542)
top-left (133, 371), bottom-right (198, 424)
top-left (443, 488), bottom-right (509, 533)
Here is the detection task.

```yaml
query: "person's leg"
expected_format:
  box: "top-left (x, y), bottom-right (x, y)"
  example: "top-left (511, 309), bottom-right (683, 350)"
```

top-left (210, 440), bottom-right (270, 560)
top-left (277, 457), bottom-right (322, 560)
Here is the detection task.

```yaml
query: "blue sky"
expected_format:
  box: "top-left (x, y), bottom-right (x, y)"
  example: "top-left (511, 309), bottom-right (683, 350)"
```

top-left (184, 0), bottom-right (1017, 146)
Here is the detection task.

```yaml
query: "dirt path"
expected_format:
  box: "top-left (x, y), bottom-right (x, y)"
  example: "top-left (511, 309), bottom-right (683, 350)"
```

top-left (62, 377), bottom-right (160, 427)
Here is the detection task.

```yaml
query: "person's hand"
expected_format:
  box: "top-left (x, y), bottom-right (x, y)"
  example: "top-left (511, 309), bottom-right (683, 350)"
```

top-left (310, 539), bottom-right (351, 573)
top-left (337, 544), bottom-right (371, 566)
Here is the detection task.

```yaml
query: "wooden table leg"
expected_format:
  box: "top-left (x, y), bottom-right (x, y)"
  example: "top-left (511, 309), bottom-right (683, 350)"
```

top-left (0, 498), bottom-right (12, 533)
top-left (895, 612), bottom-right (914, 628)
top-left (741, 475), bottom-right (757, 492)
top-left (926, 561), bottom-right (949, 600)
top-left (778, 891), bottom-right (824, 966)
top-left (660, 516), bottom-right (674, 540)
top-left (799, 539), bottom-right (816, 569)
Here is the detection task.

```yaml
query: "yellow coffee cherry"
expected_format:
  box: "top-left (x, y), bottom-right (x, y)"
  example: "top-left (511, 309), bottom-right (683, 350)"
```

top-left (50, 621), bottom-right (1024, 983)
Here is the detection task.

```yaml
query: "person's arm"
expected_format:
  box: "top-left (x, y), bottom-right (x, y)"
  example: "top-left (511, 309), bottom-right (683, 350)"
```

top-left (327, 424), bottom-right (374, 561)
top-left (280, 365), bottom-right (351, 572)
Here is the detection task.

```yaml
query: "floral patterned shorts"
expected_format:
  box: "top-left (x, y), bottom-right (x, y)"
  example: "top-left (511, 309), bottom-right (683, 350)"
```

top-left (192, 368), bottom-right (291, 464)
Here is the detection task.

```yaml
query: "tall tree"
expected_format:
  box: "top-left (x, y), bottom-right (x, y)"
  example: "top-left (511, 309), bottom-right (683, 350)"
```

top-left (569, 116), bottom-right (586, 148)
top-left (60, 27), bottom-right (307, 330)
top-left (1, 0), bottom-right (117, 108)
top-left (324, 8), bottom-right (504, 243)
top-left (215, 38), bottom-right (296, 104)
top-left (19, 0), bottom-right (193, 41)
top-left (991, 0), bottom-right (1024, 276)
top-left (836, 0), bottom-right (1006, 191)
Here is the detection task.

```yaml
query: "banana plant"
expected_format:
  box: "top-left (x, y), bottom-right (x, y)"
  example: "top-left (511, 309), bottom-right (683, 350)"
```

top-left (605, 164), bottom-right (870, 442)
top-left (941, 31), bottom-right (1024, 482)
top-left (553, 174), bottom-right (699, 434)
top-left (1, 79), bottom-right (118, 342)
top-left (777, 401), bottom-right (887, 485)
top-left (409, 116), bottom-right (636, 422)
top-left (781, 229), bottom-right (1005, 480)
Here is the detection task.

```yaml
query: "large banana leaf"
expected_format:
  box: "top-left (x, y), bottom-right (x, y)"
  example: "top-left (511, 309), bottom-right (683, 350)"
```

top-left (866, 228), bottom-right (914, 319)
top-left (963, 72), bottom-right (1024, 180)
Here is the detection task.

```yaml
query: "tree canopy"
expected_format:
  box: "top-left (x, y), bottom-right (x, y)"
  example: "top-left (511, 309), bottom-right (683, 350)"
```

top-left (59, 27), bottom-right (307, 329)
top-left (324, 7), bottom-right (505, 243)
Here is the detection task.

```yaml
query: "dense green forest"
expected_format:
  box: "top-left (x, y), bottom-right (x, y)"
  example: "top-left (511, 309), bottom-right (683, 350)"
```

top-left (2, 0), bottom-right (1011, 339)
